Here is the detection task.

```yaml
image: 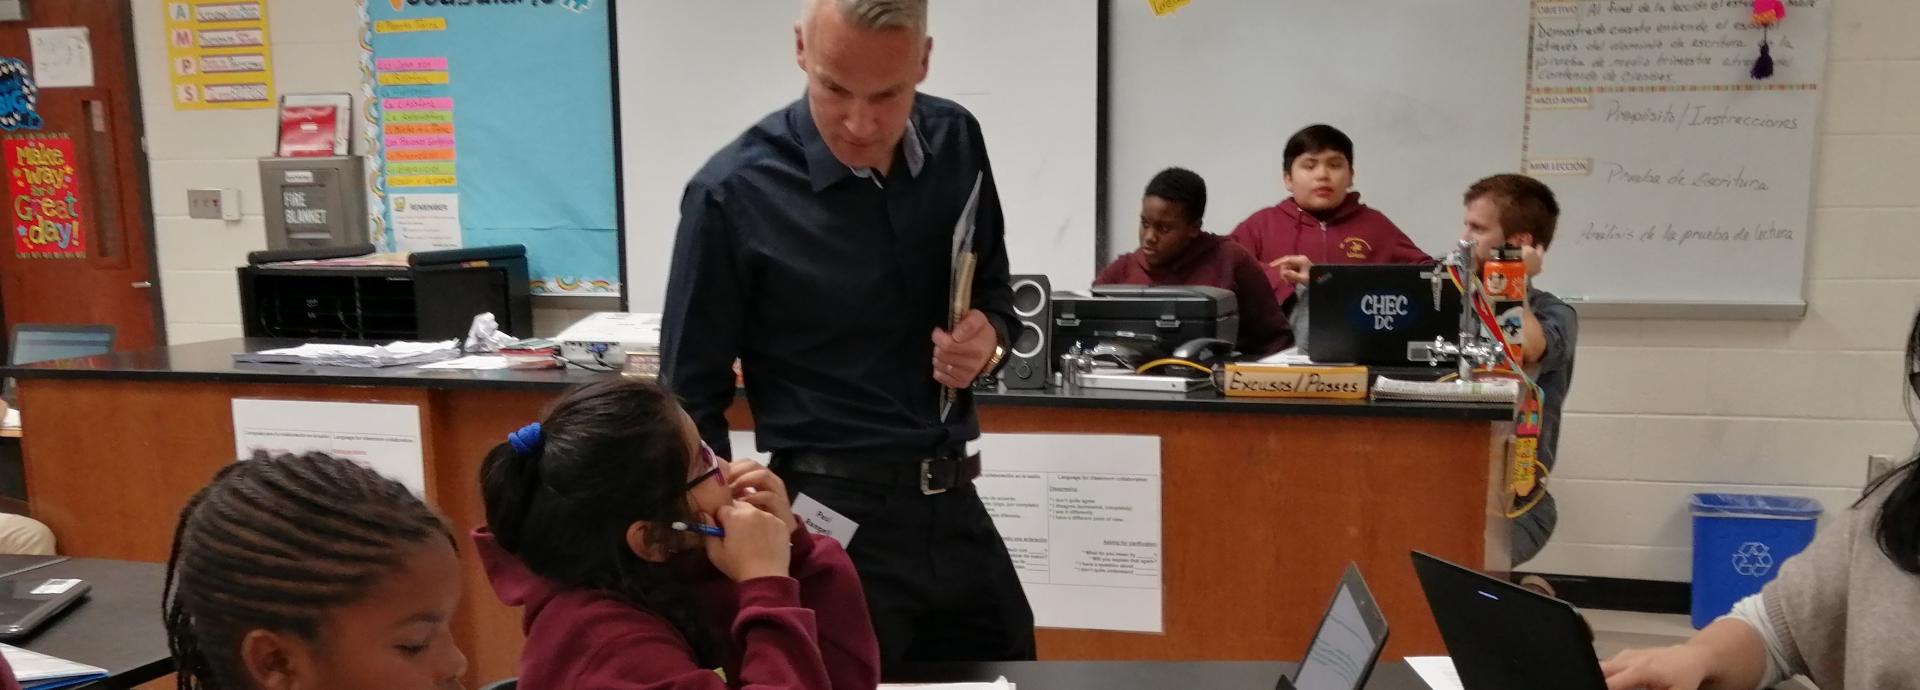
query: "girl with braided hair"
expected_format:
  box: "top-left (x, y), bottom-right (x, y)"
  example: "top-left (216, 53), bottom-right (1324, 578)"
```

top-left (474, 378), bottom-right (878, 690)
top-left (163, 450), bottom-right (466, 690)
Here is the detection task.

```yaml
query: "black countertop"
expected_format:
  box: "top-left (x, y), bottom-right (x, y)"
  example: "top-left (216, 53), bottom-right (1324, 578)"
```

top-left (0, 555), bottom-right (170, 686)
top-left (2, 338), bottom-right (1512, 421)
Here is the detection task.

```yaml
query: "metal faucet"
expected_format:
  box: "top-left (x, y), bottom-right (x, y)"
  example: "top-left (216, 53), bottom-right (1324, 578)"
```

top-left (1430, 240), bottom-right (1504, 382)
top-left (1059, 342), bottom-right (1094, 391)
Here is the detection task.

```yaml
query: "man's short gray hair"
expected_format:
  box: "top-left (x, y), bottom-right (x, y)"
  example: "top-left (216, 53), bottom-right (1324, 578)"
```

top-left (816, 0), bottom-right (927, 34)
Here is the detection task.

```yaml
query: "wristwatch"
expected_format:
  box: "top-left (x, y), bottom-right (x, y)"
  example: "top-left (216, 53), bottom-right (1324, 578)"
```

top-left (979, 345), bottom-right (1006, 379)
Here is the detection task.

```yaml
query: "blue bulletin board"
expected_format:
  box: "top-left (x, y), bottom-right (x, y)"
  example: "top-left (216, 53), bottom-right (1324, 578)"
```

top-left (360, 0), bottom-right (619, 296)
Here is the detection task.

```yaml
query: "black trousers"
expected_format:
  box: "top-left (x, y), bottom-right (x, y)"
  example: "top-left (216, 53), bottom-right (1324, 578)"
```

top-left (773, 455), bottom-right (1037, 667)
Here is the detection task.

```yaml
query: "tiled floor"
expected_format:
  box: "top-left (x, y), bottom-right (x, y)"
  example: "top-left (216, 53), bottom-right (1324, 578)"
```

top-left (1585, 609), bottom-right (1816, 690)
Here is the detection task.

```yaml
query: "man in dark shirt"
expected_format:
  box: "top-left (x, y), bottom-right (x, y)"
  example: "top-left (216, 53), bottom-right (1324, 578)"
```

top-left (660, 0), bottom-right (1034, 665)
top-left (1095, 167), bottom-right (1293, 356)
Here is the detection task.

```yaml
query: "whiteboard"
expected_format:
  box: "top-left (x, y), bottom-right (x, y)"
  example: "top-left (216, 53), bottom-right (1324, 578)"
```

top-left (1105, 1), bottom-right (1529, 268)
top-left (615, 2), bottom-right (1099, 311)
top-left (1521, 0), bottom-right (1829, 315)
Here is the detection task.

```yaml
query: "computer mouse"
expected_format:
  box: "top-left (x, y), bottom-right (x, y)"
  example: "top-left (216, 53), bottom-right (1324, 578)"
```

top-left (1170, 337), bottom-right (1237, 366)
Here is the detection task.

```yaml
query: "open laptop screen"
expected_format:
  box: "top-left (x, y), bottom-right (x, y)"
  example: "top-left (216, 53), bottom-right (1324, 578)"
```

top-left (1292, 584), bottom-right (1383, 690)
top-left (11, 329), bottom-right (114, 365)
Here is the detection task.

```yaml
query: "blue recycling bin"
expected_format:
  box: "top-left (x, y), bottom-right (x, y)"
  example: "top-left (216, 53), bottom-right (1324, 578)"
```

top-left (1689, 493), bottom-right (1823, 628)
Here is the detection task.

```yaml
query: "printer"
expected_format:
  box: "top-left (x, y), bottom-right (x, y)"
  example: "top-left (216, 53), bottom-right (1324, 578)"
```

top-left (1049, 285), bottom-right (1239, 367)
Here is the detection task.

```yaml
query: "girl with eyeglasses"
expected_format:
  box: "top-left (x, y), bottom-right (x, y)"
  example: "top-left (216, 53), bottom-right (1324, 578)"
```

top-left (476, 379), bottom-right (879, 689)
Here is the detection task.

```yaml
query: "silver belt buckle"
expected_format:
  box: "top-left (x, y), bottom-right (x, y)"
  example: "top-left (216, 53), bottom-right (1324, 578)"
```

top-left (919, 458), bottom-right (948, 495)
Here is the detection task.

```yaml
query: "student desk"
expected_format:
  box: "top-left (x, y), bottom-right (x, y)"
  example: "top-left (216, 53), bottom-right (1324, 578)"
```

top-left (4, 339), bottom-right (1511, 686)
top-left (0, 555), bottom-right (172, 687)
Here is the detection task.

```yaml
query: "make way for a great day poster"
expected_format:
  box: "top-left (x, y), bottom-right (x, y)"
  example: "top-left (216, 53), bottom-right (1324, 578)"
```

top-left (362, 0), bottom-right (619, 296)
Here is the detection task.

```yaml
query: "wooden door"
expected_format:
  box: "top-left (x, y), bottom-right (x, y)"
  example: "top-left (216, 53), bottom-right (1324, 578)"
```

top-left (0, 0), bottom-right (159, 351)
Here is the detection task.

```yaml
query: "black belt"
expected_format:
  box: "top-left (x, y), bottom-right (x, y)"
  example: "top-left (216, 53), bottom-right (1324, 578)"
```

top-left (775, 447), bottom-right (981, 495)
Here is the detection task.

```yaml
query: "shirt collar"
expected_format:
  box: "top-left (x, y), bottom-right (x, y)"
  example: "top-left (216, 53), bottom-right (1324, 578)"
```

top-left (796, 97), bottom-right (929, 193)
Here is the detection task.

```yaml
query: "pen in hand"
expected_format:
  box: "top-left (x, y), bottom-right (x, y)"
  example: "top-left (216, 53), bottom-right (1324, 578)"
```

top-left (671, 521), bottom-right (724, 538)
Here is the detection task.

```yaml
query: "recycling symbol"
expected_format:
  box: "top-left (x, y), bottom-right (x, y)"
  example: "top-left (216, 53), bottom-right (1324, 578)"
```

top-left (1731, 542), bottom-right (1775, 577)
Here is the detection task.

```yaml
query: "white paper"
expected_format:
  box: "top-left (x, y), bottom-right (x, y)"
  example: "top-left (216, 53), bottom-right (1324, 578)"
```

top-left (792, 493), bottom-right (859, 548)
top-left (1256, 347), bottom-right (1316, 366)
top-left (0, 643), bottom-right (106, 683)
top-left (417, 355), bottom-right (517, 370)
top-left (236, 340), bottom-right (458, 367)
top-left (28, 579), bottom-right (79, 595)
top-left (232, 399), bottom-right (427, 496)
top-left (391, 194), bottom-right (463, 252)
top-left (28, 27), bottom-right (93, 88)
top-left (1404, 656), bottom-right (1464, 690)
top-left (973, 433), bottom-right (1162, 633)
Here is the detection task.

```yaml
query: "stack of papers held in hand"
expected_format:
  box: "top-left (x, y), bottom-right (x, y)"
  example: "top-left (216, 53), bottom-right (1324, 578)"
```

top-left (232, 341), bottom-right (460, 368)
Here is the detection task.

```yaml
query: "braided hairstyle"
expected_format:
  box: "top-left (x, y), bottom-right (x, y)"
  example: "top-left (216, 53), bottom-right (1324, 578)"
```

top-left (164, 451), bottom-right (452, 690)
top-left (480, 378), bottom-right (720, 665)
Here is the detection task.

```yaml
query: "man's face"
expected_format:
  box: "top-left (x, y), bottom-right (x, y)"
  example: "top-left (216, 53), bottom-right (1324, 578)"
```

top-left (1461, 196), bottom-right (1538, 265)
top-left (795, 6), bottom-right (929, 171)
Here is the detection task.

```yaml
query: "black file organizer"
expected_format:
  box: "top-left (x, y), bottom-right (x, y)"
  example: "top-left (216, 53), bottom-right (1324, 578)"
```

top-left (238, 244), bottom-right (533, 341)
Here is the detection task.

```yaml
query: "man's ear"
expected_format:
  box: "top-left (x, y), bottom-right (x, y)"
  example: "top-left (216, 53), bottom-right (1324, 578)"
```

top-left (626, 521), bottom-right (671, 563)
top-left (793, 23), bottom-right (808, 74)
top-left (1509, 232), bottom-right (1536, 248)
top-left (240, 629), bottom-right (315, 690)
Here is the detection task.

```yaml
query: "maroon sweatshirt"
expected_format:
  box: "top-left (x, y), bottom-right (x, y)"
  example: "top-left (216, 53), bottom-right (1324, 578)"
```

top-left (1095, 232), bottom-right (1293, 356)
top-left (475, 527), bottom-right (879, 690)
top-left (1227, 193), bottom-right (1429, 308)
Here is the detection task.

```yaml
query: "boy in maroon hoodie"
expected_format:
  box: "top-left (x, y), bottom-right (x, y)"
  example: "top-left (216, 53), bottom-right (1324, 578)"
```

top-left (476, 379), bottom-right (880, 690)
top-left (1096, 167), bottom-right (1292, 356)
top-left (1228, 125), bottom-right (1430, 343)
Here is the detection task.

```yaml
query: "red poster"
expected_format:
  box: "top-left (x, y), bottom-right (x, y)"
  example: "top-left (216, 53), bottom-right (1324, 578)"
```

top-left (5, 135), bottom-right (85, 258)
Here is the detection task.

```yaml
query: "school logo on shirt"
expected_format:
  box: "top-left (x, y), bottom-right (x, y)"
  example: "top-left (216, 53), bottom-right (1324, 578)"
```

top-left (1339, 237), bottom-right (1371, 260)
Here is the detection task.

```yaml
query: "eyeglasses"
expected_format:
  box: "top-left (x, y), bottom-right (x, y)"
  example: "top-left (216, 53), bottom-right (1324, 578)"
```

top-left (686, 441), bottom-right (724, 491)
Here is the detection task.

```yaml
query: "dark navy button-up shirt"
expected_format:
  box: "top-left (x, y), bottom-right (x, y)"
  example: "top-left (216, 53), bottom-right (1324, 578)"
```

top-left (661, 94), bottom-right (1015, 459)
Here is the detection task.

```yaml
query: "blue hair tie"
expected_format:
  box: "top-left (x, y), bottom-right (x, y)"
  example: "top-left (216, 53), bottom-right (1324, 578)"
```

top-left (508, 423), bottom-right (543, 456)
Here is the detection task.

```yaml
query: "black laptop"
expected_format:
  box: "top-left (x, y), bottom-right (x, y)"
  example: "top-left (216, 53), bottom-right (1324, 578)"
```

top-left (1410, 551), bottom-right (1607, 690)
top-left (1276, 563), bottom-right (1390, 690)
top-left (1305, 265), bottom-right (1460, 366)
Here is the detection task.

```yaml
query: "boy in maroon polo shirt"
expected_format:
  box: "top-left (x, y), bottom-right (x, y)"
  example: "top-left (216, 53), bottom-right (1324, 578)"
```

top-left (1229, 125), bottom-right (1429, 345)
top-left (1096, 167), bottom-right (1292, 356)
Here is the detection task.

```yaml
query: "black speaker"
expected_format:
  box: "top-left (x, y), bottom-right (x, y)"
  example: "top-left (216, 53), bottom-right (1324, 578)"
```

top-left (1003, 274), bottom-right (1051, 389)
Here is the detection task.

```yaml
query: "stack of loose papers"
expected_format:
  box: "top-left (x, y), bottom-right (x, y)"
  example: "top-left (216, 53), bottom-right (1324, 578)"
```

top-left (233, 341), bottom-right (459, 368)
top-left (0, 643), bottom-right (107, 690)
top-left (1255, 347), bottom-right (1319, 366)
top-left (1371, 376), bottom-right (1519, 403)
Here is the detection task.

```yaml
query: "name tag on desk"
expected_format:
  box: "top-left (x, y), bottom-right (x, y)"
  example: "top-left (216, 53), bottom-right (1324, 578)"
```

top-left (793, 494), bottom-right (859, 549)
